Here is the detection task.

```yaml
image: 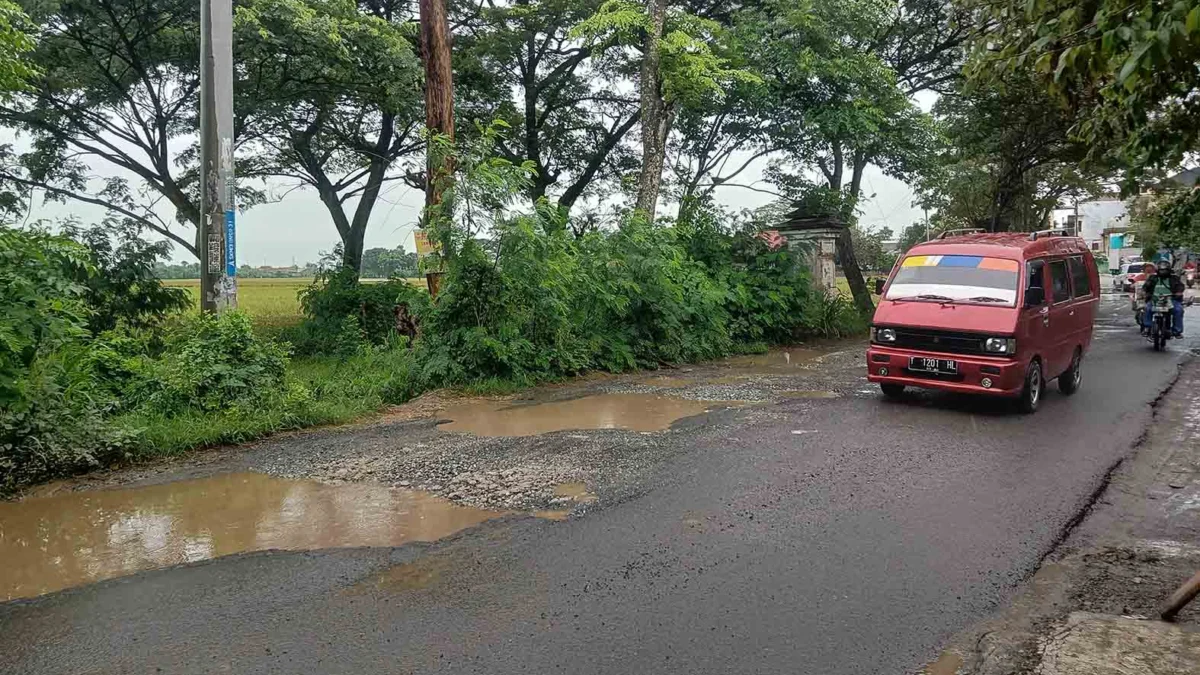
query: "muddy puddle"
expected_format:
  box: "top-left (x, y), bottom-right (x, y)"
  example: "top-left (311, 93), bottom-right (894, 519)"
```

top-left (719, 348), bottom-right (827, 372)
top-left (0, 473), bottom-right (504, 601)
top-left (437, 393), bottom-right (740, 437)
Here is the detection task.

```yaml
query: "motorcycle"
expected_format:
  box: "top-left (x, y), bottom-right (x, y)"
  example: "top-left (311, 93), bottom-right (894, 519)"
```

top-left (1147, 296), bottom-right (1176, 351)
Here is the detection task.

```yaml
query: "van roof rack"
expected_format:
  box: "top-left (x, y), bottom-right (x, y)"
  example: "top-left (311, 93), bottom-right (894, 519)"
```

top-left (936, 228), bottom-right (985, 239)
top-left (1029, 228), bottom-right (1070, 241)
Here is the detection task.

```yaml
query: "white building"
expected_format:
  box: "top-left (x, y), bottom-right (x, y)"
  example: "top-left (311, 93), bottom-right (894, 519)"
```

top-left (1073, 196), bottom-right (1130, 250)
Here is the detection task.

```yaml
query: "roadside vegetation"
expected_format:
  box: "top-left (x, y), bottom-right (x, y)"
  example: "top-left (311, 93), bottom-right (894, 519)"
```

top-left (0, 151), bottom-right (862, 492)
top-left (2, 0), bottom-right (1199, 493)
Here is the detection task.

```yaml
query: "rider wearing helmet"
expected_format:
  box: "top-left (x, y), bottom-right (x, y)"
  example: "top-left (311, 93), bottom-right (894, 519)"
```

top-left (1141, 258), bottom-right (1185, 337)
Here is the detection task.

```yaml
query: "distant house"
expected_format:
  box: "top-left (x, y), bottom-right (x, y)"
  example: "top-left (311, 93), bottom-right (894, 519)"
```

top-left (1076, 196), bottom-right (1130, 251)
top-left (1066, 168), bottom-right (1197, 254)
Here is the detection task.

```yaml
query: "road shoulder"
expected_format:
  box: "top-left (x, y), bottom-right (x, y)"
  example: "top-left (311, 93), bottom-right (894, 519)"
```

top-left (937, 355), bottom-right (1200, 674)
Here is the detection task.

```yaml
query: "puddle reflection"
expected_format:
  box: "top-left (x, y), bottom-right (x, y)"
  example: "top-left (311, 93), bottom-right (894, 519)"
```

top-left (437, 393), bottom-right (739, 437)
top-left (0, 473), bottom-right (503, 601)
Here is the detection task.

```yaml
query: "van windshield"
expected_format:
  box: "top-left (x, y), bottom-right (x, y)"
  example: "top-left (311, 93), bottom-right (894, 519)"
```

top-left (886, 255), bottom-right (1020, 306)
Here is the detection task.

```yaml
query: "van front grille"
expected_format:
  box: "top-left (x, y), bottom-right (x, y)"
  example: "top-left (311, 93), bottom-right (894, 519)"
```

top-left (891, 328), bottom-right (988, 356)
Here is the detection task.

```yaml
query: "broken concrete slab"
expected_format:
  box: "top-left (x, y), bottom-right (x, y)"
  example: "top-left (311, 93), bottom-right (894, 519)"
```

top-left (1036, 612), bottom-right (1200, 675)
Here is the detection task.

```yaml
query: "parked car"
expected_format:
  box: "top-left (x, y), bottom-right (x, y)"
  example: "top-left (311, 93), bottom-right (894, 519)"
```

top-left (1117, 262), bottom-right (1151, 293)
top-left (867, 230), bottom-right (1100, 413)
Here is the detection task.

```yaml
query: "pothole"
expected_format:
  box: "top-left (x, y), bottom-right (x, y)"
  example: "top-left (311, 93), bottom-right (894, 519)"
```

top-left (436, 393), bottom-right (742, 436)
top-left (0, 472), bottom-right (506, 601)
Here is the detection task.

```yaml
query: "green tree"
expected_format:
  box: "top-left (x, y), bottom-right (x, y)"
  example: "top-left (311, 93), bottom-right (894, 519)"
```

top-left (968, 0), bottom-right (1200, 175)
top-left (360, 245), bottom-right (418, 278)
top-left (456, 0), bottom-right (640, 216)
top-left (573, 0), bottom-right (757, 220)
top-left (0, 0), bottom-right (265, 259)
top-left (235, 0), bottom-right (425, 273)
top-left (740, 0), bottom-right (934, 314)
top-left (918, 76), bottom-right (1103, 232)
top-left (850, 224), bottom-right (893, 272)
top-left (0, 0), bottom-right (35, 94)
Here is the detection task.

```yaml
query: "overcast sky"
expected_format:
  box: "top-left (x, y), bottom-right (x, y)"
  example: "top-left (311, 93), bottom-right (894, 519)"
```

top-left (24, 159), bottom-right (925, 267)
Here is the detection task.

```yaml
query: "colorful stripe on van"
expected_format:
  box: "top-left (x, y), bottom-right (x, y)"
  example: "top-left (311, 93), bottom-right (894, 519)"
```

top-left (901, 255), bottom-right (1018, 271)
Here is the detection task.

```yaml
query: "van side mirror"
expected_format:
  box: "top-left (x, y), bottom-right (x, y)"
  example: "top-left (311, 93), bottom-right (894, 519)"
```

top-left (1024, 287), bottom-right (1045, 308)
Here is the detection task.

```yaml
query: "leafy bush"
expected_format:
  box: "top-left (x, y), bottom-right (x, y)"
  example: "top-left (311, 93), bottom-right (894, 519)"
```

top-left (0, 227), bottom-right (91, 404)
top-left (60, 219), bottom-right (191, 332)
top-left (1, 347), bottom-right (134, 493)
top-left (145, 312), bottom-right (290, 413)
top-left (0, 227), bottom-right (136, 491)
top-left (578, 219), bottom-right (732, 369)
top-left (418, 217), bottom-right (592, 383)
top-left (290, 261), bottom-right (428, 356)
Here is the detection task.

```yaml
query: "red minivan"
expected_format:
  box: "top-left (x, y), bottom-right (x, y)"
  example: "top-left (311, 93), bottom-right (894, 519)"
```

top-left (867, 230), bottom-right (1100, 413)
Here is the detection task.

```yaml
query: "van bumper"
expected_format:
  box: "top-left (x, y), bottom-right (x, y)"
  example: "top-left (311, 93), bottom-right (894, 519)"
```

top-left (865, 346), bottom-right (1024, 396)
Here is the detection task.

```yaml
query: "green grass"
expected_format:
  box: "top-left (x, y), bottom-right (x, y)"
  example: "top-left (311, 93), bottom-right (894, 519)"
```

top-left (119, 345), bottom-right (422, 456)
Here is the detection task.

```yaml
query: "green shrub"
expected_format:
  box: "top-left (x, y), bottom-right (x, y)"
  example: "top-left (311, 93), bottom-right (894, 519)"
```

top-left (578, 219), bottom-right (732, 369)
top-left (290, 263), bottom-right (428, 356)
top-left (418, 217), bottom-right (592, 383)
top-left (0, 344), bottom-right (134, 493)
top-left (145, 312), bottom-right (290, 413)
top-left (60, 219), bottom-right (192, 332)
top-left (0, 227), bottom-right (92, 404)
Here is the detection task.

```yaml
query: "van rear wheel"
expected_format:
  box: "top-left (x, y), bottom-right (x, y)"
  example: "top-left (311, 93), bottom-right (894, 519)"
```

top-left (1058, 349), bottom-right (1082, 395)
top-left (880, 383), bottom-right (906, 399)
top-left (1018, 360), bottom-right (1043, 414)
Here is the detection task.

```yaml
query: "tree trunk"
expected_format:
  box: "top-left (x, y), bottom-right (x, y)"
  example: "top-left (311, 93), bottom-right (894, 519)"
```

top-left (634, 0), bottom-right (669, 221)
top-left (420, 0), bottom-right (455, 213)
top-left (834, 150), bottom-right (875, 315)
top-left (341, 113), bottom-right (397, 275)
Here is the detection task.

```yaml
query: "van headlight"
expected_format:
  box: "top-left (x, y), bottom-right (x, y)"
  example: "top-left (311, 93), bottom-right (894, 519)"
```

top-left (871, 327), bottom-right (897, 343)
top-left (983, 337), bottom-right (1017, 354)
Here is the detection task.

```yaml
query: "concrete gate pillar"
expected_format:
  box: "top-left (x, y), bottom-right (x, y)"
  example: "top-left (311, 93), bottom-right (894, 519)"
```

top-left (774, 214), bottom-right (847, 297)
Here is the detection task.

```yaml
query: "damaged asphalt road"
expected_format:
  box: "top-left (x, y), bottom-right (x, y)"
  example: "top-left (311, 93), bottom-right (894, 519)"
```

top-left (1, 294), bottom-right (1197, 675)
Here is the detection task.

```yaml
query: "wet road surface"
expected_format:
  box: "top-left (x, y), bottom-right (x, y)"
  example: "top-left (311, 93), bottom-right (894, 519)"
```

top-left (1, 295), bottom-right (1196, 674)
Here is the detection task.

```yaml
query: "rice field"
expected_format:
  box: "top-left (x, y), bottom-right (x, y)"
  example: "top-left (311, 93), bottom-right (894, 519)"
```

top-left (163, 277), bottom-right (427, 332)
top-left (164, 278), bottom-right (309, 330)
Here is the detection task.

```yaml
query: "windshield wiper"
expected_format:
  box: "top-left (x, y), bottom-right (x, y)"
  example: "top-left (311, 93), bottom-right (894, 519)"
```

top-left (891, 294), bottom-right (955, 303)
top-left (964, 296), bottom-right (1009, 304)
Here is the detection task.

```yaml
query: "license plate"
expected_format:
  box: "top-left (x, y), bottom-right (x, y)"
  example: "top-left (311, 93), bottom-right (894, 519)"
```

top-left (909, 356), bottom-right (958, 375)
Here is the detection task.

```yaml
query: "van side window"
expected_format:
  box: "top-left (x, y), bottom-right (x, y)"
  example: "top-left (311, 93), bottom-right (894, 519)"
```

top-left (1049, 260), bottom-right (1071, 303)
top-left (1068, 256), bottom-right (1090, 298)
top-left (1026, 260), bottom-right (1045, 296)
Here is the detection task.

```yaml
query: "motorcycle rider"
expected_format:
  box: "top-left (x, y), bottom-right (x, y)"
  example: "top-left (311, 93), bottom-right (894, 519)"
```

top-left (1140, 259), bottom-right (1185, 338)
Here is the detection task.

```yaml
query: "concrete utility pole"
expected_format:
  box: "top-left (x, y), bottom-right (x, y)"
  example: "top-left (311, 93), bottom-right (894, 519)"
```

top-left (419, 0), bottom-right (454, 297)
top-left (198, 0), bottom-right (237, 312)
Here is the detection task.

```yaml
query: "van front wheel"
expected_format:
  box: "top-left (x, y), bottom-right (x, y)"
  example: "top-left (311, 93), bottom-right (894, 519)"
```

top-left (1018, 360), bottom-right (1043, 414)
top-left (880, 383), bottom-right (906, 399)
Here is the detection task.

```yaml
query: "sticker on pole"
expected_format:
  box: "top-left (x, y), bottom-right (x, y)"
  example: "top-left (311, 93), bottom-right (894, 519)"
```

top-left (224, 210), bottom-right (236, 276)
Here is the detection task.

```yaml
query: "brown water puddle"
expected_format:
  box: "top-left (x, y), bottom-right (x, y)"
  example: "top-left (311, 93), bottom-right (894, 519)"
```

top-left (554, 482), bottom-right (598, 504)
top-left (437, 393), bottom-right (739, 437)
top-left (0, 473), bottom-right (504, 601)
top-left (922, 651), bottom-right (964, 675)
top-left (719, 348), bottom-right (827, 372)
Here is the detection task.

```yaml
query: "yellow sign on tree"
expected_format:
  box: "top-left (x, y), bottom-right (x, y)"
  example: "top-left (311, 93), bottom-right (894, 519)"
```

top-left (414, 230), bottom-right (440, 258)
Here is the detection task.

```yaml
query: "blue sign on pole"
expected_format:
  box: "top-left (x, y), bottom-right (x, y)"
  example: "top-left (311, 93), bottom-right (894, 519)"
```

top-left (224, 210), bottom-right (236, 276)
top-left (1110, 234), bottom-right (1124, 250)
